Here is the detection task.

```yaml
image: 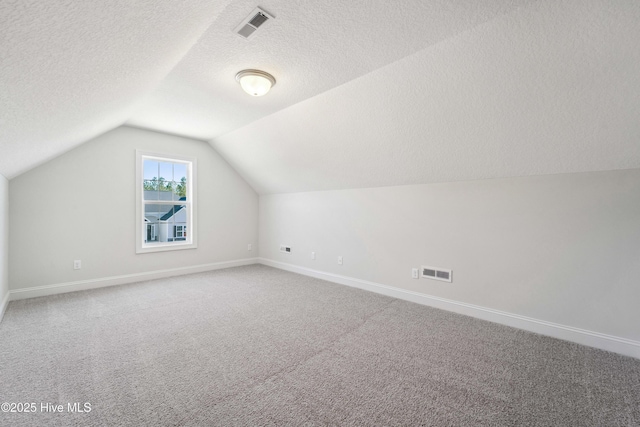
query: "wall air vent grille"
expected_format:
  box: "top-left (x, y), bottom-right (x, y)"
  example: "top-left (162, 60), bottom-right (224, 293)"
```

top-left (234, 7), bottom-right (274, 40)
top-left (423, 268), bottom-right (436, 278)
top-left (436, 270), bottom-right (450, 280)
top-left (421, 266), bottom-right (452, 283)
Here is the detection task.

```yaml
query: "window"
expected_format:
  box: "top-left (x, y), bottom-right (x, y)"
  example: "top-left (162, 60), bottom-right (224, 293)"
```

top-left (136, 151), bottom-right (197, 253)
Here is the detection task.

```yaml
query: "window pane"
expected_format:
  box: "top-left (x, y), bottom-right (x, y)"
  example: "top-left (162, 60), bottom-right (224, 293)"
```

top-left (144, 205), bottom-right (164, 243)
top-left (143, 180), bottom-right (159, 200)
top-left (158, 179), bottom-right (173, 201)
top-left (145, 204), bottom-right (178, 243)
top-left (143, 159), bottom-right (159, 180)
top-left (159, 162), bottom-right (173, 182)
top-left (171, 205), bottom-right (188, 230)
top-left (173, 181), bottom-right (187, 201)
top-left (144, 204), bottom-right (166, 219)
top-left (174, 163), bottom-right (187, 182)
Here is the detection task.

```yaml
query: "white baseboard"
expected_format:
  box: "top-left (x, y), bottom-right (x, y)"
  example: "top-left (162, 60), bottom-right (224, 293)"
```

top-left (259, 258), bottom-right (640, 360)
top-left (8, 258), bottom-right (259, 302)
top-left (0, 291), bottom-right (9, 323)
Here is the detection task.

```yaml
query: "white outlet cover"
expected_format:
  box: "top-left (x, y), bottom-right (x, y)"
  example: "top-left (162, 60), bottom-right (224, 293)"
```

top-left (338, 256), bottom-right (343, 265)
top-left (412, 268), bottom-right (419, 279)
top-left (280, 245), bottom-right (292, 254)
top-left (311, 252), bottom-right (316, 260)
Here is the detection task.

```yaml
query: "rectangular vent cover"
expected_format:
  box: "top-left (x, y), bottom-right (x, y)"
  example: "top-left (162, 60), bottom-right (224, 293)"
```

top-left (234, 7), bottom-right (274, 40)
top-left (249, 12), bottom-right (269, 27)
top-left (421, 266), bottom-right (452, 283)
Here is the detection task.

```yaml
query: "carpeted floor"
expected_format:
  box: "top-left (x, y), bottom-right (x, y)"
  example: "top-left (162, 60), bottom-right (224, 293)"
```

top-left (0, 265), bottom-right (639, 426)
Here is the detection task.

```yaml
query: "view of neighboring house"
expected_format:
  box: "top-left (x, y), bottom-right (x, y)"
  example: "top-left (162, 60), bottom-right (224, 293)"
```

top-left (144, 190), bottom-right (187, 243)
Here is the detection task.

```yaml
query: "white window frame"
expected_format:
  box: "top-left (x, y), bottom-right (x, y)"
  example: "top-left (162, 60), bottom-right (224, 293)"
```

top-left (136, 150), bottom-right (197, 254)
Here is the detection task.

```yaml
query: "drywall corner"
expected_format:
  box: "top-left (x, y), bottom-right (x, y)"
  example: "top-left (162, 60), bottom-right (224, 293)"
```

top-left (0, 174), bottom-right (8, 322)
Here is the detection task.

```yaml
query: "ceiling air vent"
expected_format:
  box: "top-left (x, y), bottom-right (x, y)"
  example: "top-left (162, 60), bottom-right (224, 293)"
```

top-left (234, 7), bottom-right (274, 40)
top-left (421, 266), bottom-right (452, 283)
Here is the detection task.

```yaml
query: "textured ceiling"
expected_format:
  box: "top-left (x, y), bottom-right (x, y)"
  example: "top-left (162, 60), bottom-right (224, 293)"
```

top-left (0, 0), bottom-right (233, 178)
top-left (126, 0), bottom-right (529, 140)
top-left (211, 0), bottom-right (640, 194)
top-left (2, 0), bottom-right (638, 193)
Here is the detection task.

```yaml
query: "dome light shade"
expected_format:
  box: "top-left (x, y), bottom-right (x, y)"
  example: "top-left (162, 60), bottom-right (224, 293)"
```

top-left (235, 69), bottom-right (276, 96)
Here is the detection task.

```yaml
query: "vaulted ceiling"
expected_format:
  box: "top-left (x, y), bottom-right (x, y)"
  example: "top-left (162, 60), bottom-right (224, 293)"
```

top-left (1, 0), bottom-right (639, 194)
top-left (0, 0), bottom-right (234, 179)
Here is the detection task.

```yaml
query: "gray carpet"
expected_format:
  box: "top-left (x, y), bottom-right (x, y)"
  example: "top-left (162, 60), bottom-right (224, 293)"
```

top-left (0, 265), bottom-right (639, 426)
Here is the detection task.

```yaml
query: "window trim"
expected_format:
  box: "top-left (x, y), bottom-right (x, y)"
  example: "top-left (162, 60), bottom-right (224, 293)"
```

top-left (135, 150), bottom-right (197, 254)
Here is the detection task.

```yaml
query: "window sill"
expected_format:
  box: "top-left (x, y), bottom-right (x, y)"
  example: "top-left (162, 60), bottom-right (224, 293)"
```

top-left (136, 242), bottom-right (197, 254)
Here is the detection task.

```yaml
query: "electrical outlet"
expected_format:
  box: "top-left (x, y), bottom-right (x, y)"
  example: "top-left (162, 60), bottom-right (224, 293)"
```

top-left (280, 245), bottom-right (292, 254)
top-left (73, 260), bottom-right (82, 270)
top-left (338, 256), bottom-right (343, 265)
top-left (412, 268), bottom-right (419, 279)
top-left (248, 243), bottom-right (252, 251)
top-left (311, 252), bottom-right (316, 260)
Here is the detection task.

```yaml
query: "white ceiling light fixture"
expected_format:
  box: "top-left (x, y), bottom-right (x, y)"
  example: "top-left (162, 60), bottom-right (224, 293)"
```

top-left (235, 69), bottom-right (276, 97)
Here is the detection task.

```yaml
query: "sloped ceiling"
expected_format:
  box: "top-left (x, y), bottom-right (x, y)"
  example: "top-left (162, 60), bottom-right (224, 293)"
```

top-left (0, 0), bottom-right (234, 179)
top-left (126, 0), bottom-right (530, 140)
top-left (210, 0), bottom-right (640, 193)
top-left (1, 1), bottom-right (639, 194)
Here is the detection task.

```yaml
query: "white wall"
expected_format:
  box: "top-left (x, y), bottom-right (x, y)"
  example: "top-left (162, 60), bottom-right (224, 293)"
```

top-left (0, 175), bottom-right (8, 319)
top-left (9, 126), bottom-right (258, 291)
top-left (260, 169), bottom-right (640, 342)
